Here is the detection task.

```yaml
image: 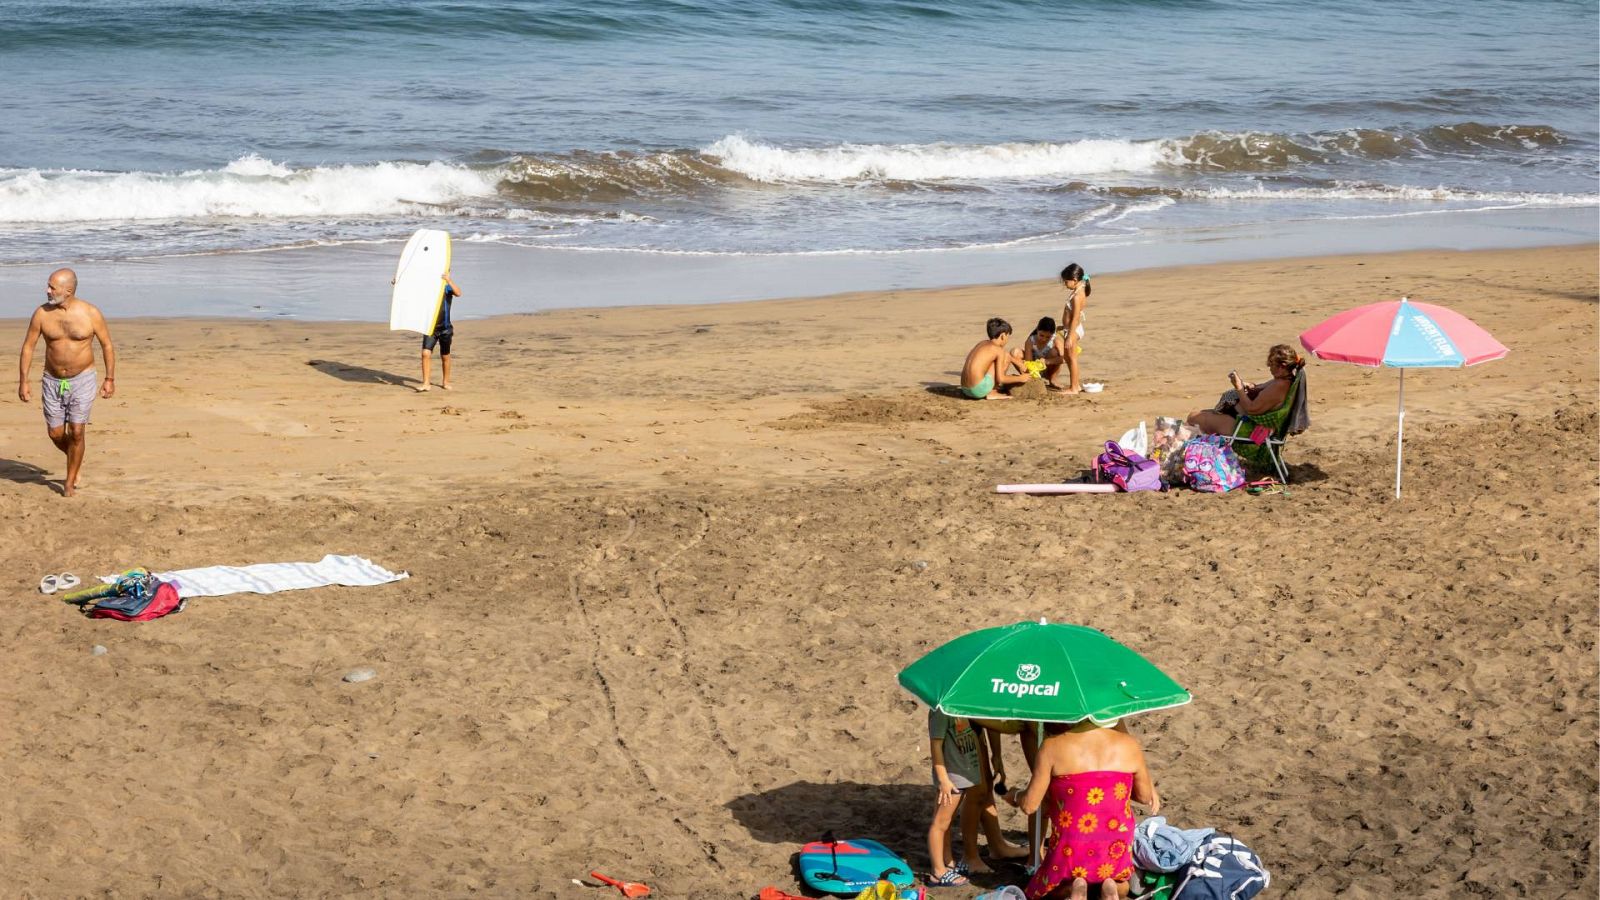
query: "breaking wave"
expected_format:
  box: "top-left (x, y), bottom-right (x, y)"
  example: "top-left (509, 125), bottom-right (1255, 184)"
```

top-left (0, 155), bottom-right (500, 223)
top-left (703, 134), bottom-right (1176, 181)
top-left (705, 124), bottom-right (1571, 182)
top-left (0, 122), bottom-right (1587, 235)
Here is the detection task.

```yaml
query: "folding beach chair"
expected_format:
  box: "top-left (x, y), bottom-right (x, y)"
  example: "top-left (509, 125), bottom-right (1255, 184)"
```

top-left (1221, 368), bottom-right (1306, 484)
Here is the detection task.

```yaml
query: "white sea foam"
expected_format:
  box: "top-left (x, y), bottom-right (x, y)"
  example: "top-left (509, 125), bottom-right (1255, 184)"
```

top-left (1182, 184), bottom-right (1596, 205)
top-left (219, 154), bottom-right (295, 178)
top-left (1098, 196), bottom-right (1177, 228)
top-left (1071, 203), bottom-right (1121, 227)
top-left (0, 156), bottom-right (500, 223)
top-left (702, 134), bottom-right (1600, 201)
top-left (704, 135), bottom-right (1180, 182)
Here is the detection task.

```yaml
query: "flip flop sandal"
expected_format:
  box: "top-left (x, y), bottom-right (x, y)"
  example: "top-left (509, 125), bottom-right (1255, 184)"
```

top-left (56, 573), bottom-right (81, 591)
top-left (928, 870), bottom-right (969, 888)
top-left (39, 574), bottom-right (60, 594)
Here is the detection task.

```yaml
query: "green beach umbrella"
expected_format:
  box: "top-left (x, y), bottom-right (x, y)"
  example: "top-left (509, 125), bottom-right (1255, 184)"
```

top-left (900, 619), bottom-right (1191, 873)
top-left (897, 619), bottom-right (1191, 725)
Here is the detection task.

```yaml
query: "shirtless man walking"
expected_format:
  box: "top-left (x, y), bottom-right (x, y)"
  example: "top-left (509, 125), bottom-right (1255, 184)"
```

top-left (17, 268), bottom-right (115, 497)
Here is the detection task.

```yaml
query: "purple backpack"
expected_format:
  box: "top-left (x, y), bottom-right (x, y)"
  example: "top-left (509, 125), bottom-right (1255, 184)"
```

top-left (1093, 441), bottom-right (1163, 492)
top-left (1181, 435), bottom-right (1246, 493)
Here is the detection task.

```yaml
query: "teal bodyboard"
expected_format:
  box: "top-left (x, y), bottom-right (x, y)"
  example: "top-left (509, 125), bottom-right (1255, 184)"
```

top-left (798, 838), bottom-right (918, 896)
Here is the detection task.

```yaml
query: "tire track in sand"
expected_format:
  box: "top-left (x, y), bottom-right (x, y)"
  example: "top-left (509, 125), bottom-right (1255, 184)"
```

top-left (643, 505), bottom-right (740, 763)
top-left (569, 511), bottom-right (725, 870)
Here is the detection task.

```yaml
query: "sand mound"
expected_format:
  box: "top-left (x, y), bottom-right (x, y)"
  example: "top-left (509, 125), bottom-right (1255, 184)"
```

top-left (1008, 378), bottom-right (1051, 400)
top-left (772, 393), bottom-right (966, 430)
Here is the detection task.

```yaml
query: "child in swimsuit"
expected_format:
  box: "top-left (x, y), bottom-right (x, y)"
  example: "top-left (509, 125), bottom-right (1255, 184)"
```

top-left (1024, 316), bottom-right (1068, 391)
top-left (960, 318), bottom-right (1032, 400)
top-left (1058, 264), bottom-right (1091, 394)
top-left (418, 270), bottom-right (462, 392)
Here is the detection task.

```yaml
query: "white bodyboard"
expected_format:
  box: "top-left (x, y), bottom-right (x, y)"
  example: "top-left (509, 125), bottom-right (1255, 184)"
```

top-left (389, 229), bottom-right (451, 334)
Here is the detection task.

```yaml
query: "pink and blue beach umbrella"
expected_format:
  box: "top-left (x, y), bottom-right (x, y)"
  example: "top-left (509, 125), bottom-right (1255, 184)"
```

top-left (1300, 297), bottom-right (1507, 498)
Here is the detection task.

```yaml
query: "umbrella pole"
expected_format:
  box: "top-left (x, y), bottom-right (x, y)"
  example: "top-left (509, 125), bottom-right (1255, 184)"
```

top-left (1395, 368), bottom-right (1406, 499)
top-left (1029, 725), bottom-right (1042, 874)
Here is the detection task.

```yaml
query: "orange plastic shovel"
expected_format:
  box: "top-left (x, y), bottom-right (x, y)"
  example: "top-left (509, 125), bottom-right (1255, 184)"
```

top-left (590, 871), bottom-right (651, 898)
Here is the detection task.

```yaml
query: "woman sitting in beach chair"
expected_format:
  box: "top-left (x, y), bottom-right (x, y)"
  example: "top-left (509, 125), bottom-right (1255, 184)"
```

top-left (1186, 344), bottom-right (1308, 481)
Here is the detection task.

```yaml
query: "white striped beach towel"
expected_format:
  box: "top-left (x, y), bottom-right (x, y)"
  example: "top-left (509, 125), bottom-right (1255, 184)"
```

top-left (102, 554), bottom-right (409, 599)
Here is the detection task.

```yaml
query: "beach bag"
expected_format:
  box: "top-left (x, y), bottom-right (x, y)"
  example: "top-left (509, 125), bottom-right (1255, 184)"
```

top-left (87, 580), bottom-right (185, 621)
top-left (1151, 417), bottom-right (1196, 485)
top-left (1171, 835), bottom-right (1269, 900)
top-left (1094, 441), bottom-right (1162, 492)
top-left (1182, 435), bottom-right (1245, 493)
top-left (79, 570), bottom-right (157, 615)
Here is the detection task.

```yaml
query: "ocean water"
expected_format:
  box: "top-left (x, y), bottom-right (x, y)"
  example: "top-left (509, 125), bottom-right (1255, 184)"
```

top-left (0, 0), bottom-right (1595, 272)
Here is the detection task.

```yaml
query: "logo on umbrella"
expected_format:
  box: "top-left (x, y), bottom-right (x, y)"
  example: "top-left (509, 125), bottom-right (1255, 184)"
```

top-left (1016, 663), bottom-right (1041, 683)
top-left (1411, 316), bottom-right (1454, 358)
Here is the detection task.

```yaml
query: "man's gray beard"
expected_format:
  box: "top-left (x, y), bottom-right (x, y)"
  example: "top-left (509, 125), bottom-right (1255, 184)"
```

top-left (44, 296), bottom-right (63, 306)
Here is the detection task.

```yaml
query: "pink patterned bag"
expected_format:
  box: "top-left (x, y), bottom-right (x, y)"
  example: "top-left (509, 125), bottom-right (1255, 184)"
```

top-left (1182, 435), bottom-right (1246, 493)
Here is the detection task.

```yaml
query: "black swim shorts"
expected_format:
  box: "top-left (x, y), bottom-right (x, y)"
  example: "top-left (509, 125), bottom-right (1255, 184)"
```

top-left (422, 330), bottom-right (453, 355)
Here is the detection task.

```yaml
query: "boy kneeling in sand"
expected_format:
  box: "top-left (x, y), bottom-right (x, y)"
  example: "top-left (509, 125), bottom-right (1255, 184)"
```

top-left (961, 318), bottom-right (1031, 400)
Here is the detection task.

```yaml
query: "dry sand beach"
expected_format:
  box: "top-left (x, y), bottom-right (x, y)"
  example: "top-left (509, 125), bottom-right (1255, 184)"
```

top-left (0, 244), bottom-right (1594, 897)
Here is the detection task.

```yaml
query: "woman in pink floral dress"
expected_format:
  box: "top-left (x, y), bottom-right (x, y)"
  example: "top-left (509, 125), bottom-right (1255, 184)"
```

top-left (1004, 720), bottom-right (1161, 900)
